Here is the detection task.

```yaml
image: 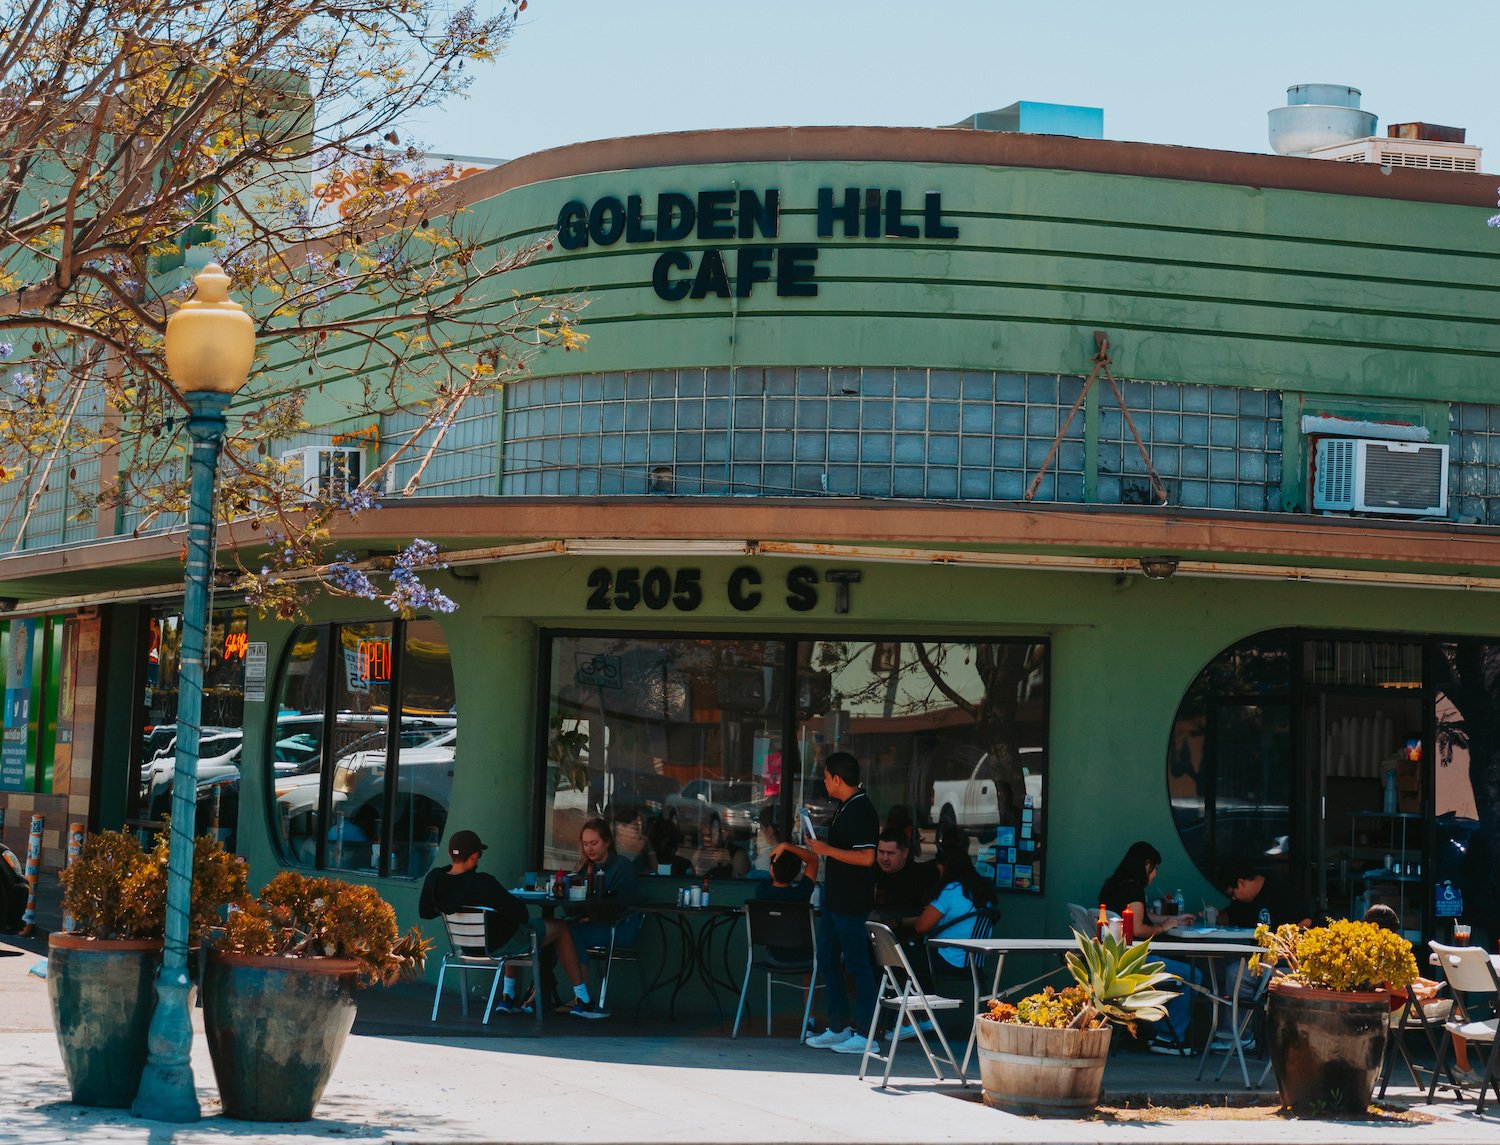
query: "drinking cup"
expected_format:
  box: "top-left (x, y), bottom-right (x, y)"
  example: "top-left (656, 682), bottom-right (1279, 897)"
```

top-left (1453, 922), bottom-right (1473, 945)
top-left (1203, 906), bottom-right (1218, 927)
top-left (523, 872), bottom-right (538, 892)
top-left (1106, 919), bottom-right (1123, 943)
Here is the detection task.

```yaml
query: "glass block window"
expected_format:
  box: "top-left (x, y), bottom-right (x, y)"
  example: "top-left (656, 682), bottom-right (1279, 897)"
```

top-left (501, 368), bottom-right (1086, 502)
top-left (1449, 402), bottom-right (1500, 524)
top-left (383, 392), bottom-right (499, 497)
top-left (1098, 382), bottom-right (1282, 511)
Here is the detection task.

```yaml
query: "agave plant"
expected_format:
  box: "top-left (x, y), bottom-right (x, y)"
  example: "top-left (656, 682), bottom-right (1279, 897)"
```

top-left (1062, 929), bottom-right (1180, 1032)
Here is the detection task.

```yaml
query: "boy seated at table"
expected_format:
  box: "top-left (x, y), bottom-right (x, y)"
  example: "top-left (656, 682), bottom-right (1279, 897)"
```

top-left (756, 844), bottom-right (820, 964)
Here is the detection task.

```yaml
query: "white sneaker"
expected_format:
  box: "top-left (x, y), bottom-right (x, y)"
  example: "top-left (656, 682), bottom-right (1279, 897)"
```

top-left (894, 1018), bottom-right (936, 1042)
top-left (806, 1026), bottom-right (853, 1048)
top-left (829, 1031), bottom-right (871, 1054)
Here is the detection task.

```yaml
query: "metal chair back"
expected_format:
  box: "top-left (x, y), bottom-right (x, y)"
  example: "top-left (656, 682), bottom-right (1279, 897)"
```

top-left (431, 908), bottom-right (541, 1026)
top-left (733, 899), bottom-right (819, 1041)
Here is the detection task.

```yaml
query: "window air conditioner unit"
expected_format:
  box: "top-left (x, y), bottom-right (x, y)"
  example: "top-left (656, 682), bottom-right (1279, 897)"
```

top-left (1312, 438), bottom-right (1448, 517)
top-left (281, 446), bottom-right (365, 498)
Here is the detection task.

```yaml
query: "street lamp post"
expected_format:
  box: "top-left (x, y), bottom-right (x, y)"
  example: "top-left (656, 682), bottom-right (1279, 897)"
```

top-left (133, 263), bottom-right (255, 1123)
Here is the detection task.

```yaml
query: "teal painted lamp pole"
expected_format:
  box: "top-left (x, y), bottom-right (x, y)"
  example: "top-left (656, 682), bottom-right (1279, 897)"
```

top-left (133, 263), bottom-right (254, 1123)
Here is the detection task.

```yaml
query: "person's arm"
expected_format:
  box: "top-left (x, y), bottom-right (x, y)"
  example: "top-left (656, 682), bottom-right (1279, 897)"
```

top-left (770, 841), bottom-right (814, 867)
top-left (417, 869), bottom-right (440, 919)
top-left (802, 847), bottom-right (820, 882)
top-left (911, 902), bottom-right (944, 936)
top-left (808, 838), bottom-right (875, 866)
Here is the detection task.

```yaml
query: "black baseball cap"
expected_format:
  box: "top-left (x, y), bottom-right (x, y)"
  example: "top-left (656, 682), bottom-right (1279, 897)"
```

top-left (448, 830), bottom-right (487, 859)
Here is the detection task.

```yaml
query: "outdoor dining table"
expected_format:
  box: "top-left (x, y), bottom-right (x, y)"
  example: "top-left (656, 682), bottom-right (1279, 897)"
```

top-left (930, 935), bottom-right (1264, 1085)
top-left (634, 902), bottom-right (745, 1020)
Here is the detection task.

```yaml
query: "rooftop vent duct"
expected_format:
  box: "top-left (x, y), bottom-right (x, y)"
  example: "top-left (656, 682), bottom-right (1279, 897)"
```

top-left (1268, 84), bottom-right (1377, 156)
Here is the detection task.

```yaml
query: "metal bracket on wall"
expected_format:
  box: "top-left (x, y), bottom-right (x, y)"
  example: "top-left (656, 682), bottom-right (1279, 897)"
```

top-left (1023, 331), bottom-right (1167, 505)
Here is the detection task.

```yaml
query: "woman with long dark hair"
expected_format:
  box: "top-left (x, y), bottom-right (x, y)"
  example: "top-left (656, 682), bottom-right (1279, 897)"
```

top-left (1096, 840), bottom-right (1193, 940)
top-left (911, 834), bottom-right (994, 970)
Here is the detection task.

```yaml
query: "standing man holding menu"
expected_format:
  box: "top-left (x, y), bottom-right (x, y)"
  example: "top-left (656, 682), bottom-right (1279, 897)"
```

top-left (797, 751), bottom-right (880, 1054)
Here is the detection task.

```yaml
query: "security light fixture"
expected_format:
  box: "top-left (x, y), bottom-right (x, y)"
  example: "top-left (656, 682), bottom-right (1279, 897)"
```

top-left (1139, 556), bottom-right (1179, 581)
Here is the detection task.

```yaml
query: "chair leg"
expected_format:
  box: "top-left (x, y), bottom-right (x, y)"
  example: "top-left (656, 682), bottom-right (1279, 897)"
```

top-left (882, 999), bottom-right (908, 1088)
top-left (457, 966), bottom-right (469, 1017)
top-left (798, 959), bottom-right (817, 1046)
top-left (430, 961), bottom-right (449, 1022)
top-left (731, 953), bottom-right (751, 1039)
top-left (597, 931), bottom-right (618, 1011)
top-left (765, 972), bottom-right (772, 1038)
top-left (483, 966), bottom-right (503, 1025)
top-left (532, 942), bottom-right (543, 1026)
top-left (1477, 1044), bottom-right (1500, 1116)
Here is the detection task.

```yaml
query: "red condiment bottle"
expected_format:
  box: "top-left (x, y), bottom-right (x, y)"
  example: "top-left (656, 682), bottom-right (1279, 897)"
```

top-left (1121, 906), bottom-right (1135, 945)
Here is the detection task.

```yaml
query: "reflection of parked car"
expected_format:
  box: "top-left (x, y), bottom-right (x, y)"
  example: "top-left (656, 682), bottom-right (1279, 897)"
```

top-left (664, 779), bottom-right (758, 847)
top-left (143, 730), bottom-right (247, 819)
top-left (588, 768), bottom-right (680, 819)
top-left (275, 720), bottom-right (455, 871)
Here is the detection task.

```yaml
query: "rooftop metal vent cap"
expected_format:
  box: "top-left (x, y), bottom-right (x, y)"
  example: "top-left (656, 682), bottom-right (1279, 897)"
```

top-left (1268, 83), bottom-right (1377, 156)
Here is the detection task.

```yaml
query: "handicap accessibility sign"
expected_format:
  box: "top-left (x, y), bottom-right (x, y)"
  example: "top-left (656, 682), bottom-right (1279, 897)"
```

top-left (1434, 880), bottom-right (1463, 918)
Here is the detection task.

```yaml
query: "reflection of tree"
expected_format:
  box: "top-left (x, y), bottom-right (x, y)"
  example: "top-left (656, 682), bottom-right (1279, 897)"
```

top-left (1433, 643), bottom-right (1500, 939)
top-left (825, 641), bottom-right (1042, 818)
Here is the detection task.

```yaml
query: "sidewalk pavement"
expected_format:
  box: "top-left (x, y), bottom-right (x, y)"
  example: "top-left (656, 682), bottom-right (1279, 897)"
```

top-left (4, 931), bottom-right (1498, 1144)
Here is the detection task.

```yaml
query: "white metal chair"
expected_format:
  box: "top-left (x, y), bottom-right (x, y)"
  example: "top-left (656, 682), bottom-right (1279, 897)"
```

top-left (430, 908), bottom-right (541, 1026)
top-left (732, 899), bottom-right (819, 1041)
top-left (858, 921), bottom-right (968, 1089)
top-left (1427, 941), bottom-right (1500, 1112)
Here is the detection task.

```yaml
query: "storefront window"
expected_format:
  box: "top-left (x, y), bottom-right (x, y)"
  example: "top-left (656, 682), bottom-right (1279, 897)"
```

top-left (1433, 642), bottom-right (1498, 946)
top-left (137, 606), bottom-right (247, 846)
top-left (539, 633), bottom-right (1050, 890)
top-left (271, 618), bottom-right (456, 878)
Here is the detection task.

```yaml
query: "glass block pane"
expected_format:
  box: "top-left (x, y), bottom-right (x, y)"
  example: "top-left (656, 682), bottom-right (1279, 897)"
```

top-left (559, 438), bottom-right (579, 465)
top-left (649, 370), bottom-right (675, 398)
top-left (1179, 479), bottom-right (1208, 506)
top-left (601, 404), bottom-right (625, 432)
top-left (929, 402), bottom-right (960, 432)
top-left (996, 373), bottom-right (1025, 403)
top-left (961, 403), bottom-right (994, 435)
top-left (600, 437), bottom-right (623, 463)
top-left (1208, 484), bottom-right (1237, 509)
top-left (993, 438), bottom-right (1025, 468)
top-left (650, 402), bottom-right (676, 431)
top-left (929, 435), bottom-right (959, 465)
top-left (829, 400), bottom-right (860, 429)
top-left (733, 431), bottom-right (762, 460)
top-left (860, 368), bottom-right (894, 397)
top-left (1026, 374), bottom-right (1058, 404)
top-left (1239, 418), bottom-right (1266, 449)
top-left (1151, 384), bottom-right (1182, 411)
top-left (960, 470), bottom-right (992, 499)
top-left (675, 432), bottom-right (703, 461)
top-left (1181, 415), bottom-right (1208, 445)
top-left (704, 399), bottom-right (730, 429)
top-left (894, 401), bottom-right (926, 430)
top-left (544, 376), bottom-right (563, 403)
top-left (1152, 414), bottom-right (1181, 444)
top-left (862, 399), bottom-right (893, 430)
top-left (763, 465), bottom-right (792, 493)
top-left (860, 433), bottom-right (893, 463)
top-left (763, 430), bottom-right (792, 461)
top-left (1181, 385), bottom-right (1210, 412)
top-left (1238, 453), bottom-right (1265, 482)
top-left (764, 367), bottom-right (795, 395)
top-left (676, 369), bottom-right (704, 397)
top-left (765, 398), bottom-right (794, 428)
top-left (677, 402), bottom-right (703, 430)
top-left (1237, 486), bottom-right (1268, 510)
top-left (735, 369), bottom-right (764, 395)
top-left (830, 367), bottom-right (861, 395)
top-left (895, 434), bottom-right (926, 462)
top-left (826, 465), bottom-right (858, 493)
top-left (993, 471), bottom-right (1024, 500)
top-left (603, 372), bottom-right (626, 400)
top-left (962, 371), bottom-right (995, 401)
top-left (1210, 388), bottom-right (1238, 415)
top-left (706, 367), bottom-right (732, 396)
top-left (1056, 473), bottom-right (1084, 501)
top-left (795, 433), bottom-right (826, 462)
top-left (542, 406), bottom-right (561, 434)
top-left (578, 405), bottom-right (601, 434)
top-left (858, 468), bottom-right (892, 497)
top-left (929, 370), bottom-right (961, 399)
top-left (893, 467), bottom-right (925, 496)
top-left (796, 367), bottom-right (828, 396)
top-left (895, 368), bottom-right (927, 398)
top-left (795, 401), bottom-right (828, 429)
top-left (960, 437), bottom-right (990, 466)
top-left (996, 406), bottom-right (1025, 436)
top-left (623, 402), bottom-right (648, 431)
top-left (561, 376), bottom-right (581, 402)
top-left (1153, 449), bottom-right (1180, 476)
top-left (1098, 475), bottom-right (1121, 502)
top-left (1209, 418), bottom-right (1237, 447)
top-left (579, 436), bottom-right (601, 463)
top-left (703, 434), bottom-right (728, 463)
top-left (828, 432), bottom-right (859, 462)
top-left (1209, 453), bottom-right (1236, 480)
top-left (1238, 389), bottom-right (1267, 418)
top-left (623, 434), bottom-right (647, 463)
top-left (1057, 441), bottom-right (1086, 472)
top-left (1026, 406), bottom-right (1058, 437)
top-left (927, 468), bottom-right (958, 498)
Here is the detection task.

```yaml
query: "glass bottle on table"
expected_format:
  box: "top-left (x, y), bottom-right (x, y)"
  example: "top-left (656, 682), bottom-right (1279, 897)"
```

top-left (1095, 904), bottom-right (1108, 939)
top-left (1121, 906), bottom-right (1135, 944)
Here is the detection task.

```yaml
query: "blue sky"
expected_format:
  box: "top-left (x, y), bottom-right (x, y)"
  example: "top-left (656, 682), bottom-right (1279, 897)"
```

top-left (410, 0), bottom-right (1498, 174)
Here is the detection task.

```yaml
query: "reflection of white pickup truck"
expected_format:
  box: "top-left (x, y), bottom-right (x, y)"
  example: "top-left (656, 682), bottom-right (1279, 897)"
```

top-left (930, 754), bottom-right (998, 833)
top-left (929, 749), bottom-right (1041, 834)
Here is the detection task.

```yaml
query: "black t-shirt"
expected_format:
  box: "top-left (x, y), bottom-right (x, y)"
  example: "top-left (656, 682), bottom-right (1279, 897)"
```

top-left (823, 790), bottom-right (879, 915)
top-left (874, 858), bottom-right (939, 917)
top-left (1098, 874), bottom-right (1148, 918)
top-left (418, 866), bottom-right (528, 951)
top-left (1224, 876), bottom-right (1310, 929)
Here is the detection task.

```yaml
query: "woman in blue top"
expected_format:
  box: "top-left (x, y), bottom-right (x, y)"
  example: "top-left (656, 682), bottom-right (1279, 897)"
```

top-left (911, 834), bottom-right (994, 970)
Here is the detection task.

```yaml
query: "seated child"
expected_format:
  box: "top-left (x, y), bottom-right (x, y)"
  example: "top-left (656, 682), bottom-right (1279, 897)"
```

top-left (754, 846), bottom-right (819, 964)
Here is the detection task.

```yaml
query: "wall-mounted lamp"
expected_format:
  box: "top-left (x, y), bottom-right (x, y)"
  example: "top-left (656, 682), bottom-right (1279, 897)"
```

top-left (648, 465), bottom-right (675, 494)
top-left (1139, 556), bottom-right (1179, 581)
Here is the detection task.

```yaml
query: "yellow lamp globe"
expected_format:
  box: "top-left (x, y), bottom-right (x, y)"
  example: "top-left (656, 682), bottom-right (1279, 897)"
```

top-left (163, 263), bottom-right (255, 394)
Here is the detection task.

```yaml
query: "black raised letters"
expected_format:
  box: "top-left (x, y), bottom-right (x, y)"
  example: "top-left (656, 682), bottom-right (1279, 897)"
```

top-left (923, 192), bottom-right (959, 239)
top-left (736, 246), bottom-right (774, 298)
top-left (785, 566), bottom-right (818, 612)
top-left (817, 187), bottom-right (860, 237)
top-left (727, 566), bottom-right (763, 612)
top-left (776, 247), bottom-right (818, 297)
top-left (557, 201), bottom-right (589, 250)
top-left (690, 249), bottom-right (732, 299)
top-left (697, 190), bottom-right (736, 240)
top-left (657, 192), bottom-right (696, 242)
top-left (739, 189), bottom-right (779, 239)
top-left (588, 197), bottom-right (625, 246)
top-left (884, 190), bottom-right (919, 238)
top-left (652, 251), bottom-right (692, 301)
top-left (625, 194), bottom-right (656, 243)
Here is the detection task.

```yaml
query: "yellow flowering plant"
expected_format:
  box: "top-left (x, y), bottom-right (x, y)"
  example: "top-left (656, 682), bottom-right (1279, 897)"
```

top-left (1252, 919), bottom-right (1418, 993)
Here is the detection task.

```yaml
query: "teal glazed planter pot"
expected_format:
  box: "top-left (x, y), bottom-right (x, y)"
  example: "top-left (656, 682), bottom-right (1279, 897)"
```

top-left (47, 933), bottom-right (163, 1107)
top-left (202, 951), bottom-right (360, 1122)
top-left (1266, 982), bottom-right (1389, 1116)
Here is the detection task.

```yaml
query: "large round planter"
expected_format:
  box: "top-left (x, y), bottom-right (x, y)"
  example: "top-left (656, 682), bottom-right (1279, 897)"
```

top-left (974, 1017), bottom-right (1112, 1114)
top-left (202, 952), bottom-right (360, 1122)
top-left (47, 934), bottom-right (163, 1107)
top-left (1266, 981), bottom-right (1388, 1116)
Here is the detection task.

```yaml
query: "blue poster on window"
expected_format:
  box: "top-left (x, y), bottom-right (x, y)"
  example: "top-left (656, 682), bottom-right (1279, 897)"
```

top-left (0, 619), bottom-right (35, 792)
top-left (1434, 880), bottom-right (1464, 918)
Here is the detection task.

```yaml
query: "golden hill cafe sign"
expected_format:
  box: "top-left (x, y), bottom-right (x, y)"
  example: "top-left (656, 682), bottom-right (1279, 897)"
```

top-left (556, 188), bottom-right (959, 300)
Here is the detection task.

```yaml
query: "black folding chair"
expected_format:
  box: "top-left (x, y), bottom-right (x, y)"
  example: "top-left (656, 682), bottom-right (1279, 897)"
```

top-left (732, 900), bottom-right (819, 1041)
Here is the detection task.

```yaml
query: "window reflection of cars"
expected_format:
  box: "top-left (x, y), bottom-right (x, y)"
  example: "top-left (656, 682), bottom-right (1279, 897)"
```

top-left (275, 719), bottom-right (455, 870)
top-left (663, 779), bottom-right (757, 848)
top-left (142, 729), bottom-right (246, 818)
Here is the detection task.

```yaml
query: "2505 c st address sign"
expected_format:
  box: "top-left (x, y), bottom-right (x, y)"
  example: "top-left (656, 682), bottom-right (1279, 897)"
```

top-left (586, 566), bottom-right (861, 614)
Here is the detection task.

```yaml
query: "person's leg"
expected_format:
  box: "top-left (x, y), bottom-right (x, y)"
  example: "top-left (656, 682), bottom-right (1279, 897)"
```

top-left (816, 909), bottom-right (851, 1032)
top-left (831, 912), bottom-right (878, 1040)
top-left (504, 918), bottom-right (566, 987)
top-left (1157, 957), bottom-right (1194, 1045)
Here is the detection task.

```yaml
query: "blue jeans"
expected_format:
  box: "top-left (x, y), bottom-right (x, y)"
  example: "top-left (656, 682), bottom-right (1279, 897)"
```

top-left (1157, 956), bottom-right (1197, 1042)
top-left (817, 910), bottom-right (877, 1034)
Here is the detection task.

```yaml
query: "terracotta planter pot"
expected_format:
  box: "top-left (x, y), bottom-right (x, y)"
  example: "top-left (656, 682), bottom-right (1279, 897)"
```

top-left (974, 1017), bottom-right (1112, 1114)
top-left (202, 952), bottom-right (361, 1122)
top-left (1267, 981), bottom-right (1389, 1116)
top-left (47, 934), bottom-right (164, 1108)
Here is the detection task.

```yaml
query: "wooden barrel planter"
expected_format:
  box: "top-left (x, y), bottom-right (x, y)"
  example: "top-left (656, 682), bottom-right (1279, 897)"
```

top-left (202, 952), bottom-right (361, 1122)
top-left (1267, 981), bottom-right (1388, 1117)
top-left (47, 934), bottom-right (163, 1108)
top-left (974, 1018), bottom-right (1113, 1114)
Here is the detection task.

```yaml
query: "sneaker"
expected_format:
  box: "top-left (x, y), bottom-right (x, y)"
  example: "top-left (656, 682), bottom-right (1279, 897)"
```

top-left (828, 1032), bottom-right (871, 1054)
top-left (492, 996), bottom-right (533, 1016)
top-left (894, 1018), bottom-right (936, 1043)
top-left (1208, 1033), bottom-right (1255, 1053)
top-left (806, 1026), bottom-right (854, 1048)
top-left (1149, 1036), bottom-right (1192, 1057)
top-left (568, 999), bottom-right (608, 1020)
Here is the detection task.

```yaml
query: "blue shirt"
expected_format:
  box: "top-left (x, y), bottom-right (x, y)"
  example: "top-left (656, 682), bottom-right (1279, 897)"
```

top-left (928, 881), bottom-right (978, 968)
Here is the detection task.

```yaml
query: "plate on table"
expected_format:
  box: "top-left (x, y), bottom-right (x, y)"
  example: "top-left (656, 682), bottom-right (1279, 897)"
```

top-left (1167, 926), bottom-right (1257, 940)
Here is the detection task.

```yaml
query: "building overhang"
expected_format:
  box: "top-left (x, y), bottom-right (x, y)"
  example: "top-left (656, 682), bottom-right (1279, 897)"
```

top-left (5, 497), bottom-right (1500, 612)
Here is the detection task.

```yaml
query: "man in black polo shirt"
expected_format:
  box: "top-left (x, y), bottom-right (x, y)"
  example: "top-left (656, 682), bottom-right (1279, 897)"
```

top-left (1215, 862), bottom-right (1313, 929)
top-left (801, 751), bottom-right (880, 1054)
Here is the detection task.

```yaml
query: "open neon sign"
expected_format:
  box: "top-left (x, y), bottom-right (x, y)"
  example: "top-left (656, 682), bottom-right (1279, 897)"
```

top-left (358, 639), bottom-right (392, 683)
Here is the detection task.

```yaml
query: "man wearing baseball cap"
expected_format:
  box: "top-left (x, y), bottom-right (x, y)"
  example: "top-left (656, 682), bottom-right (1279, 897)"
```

top-left (419, 829), bottom-right (538, 1007)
